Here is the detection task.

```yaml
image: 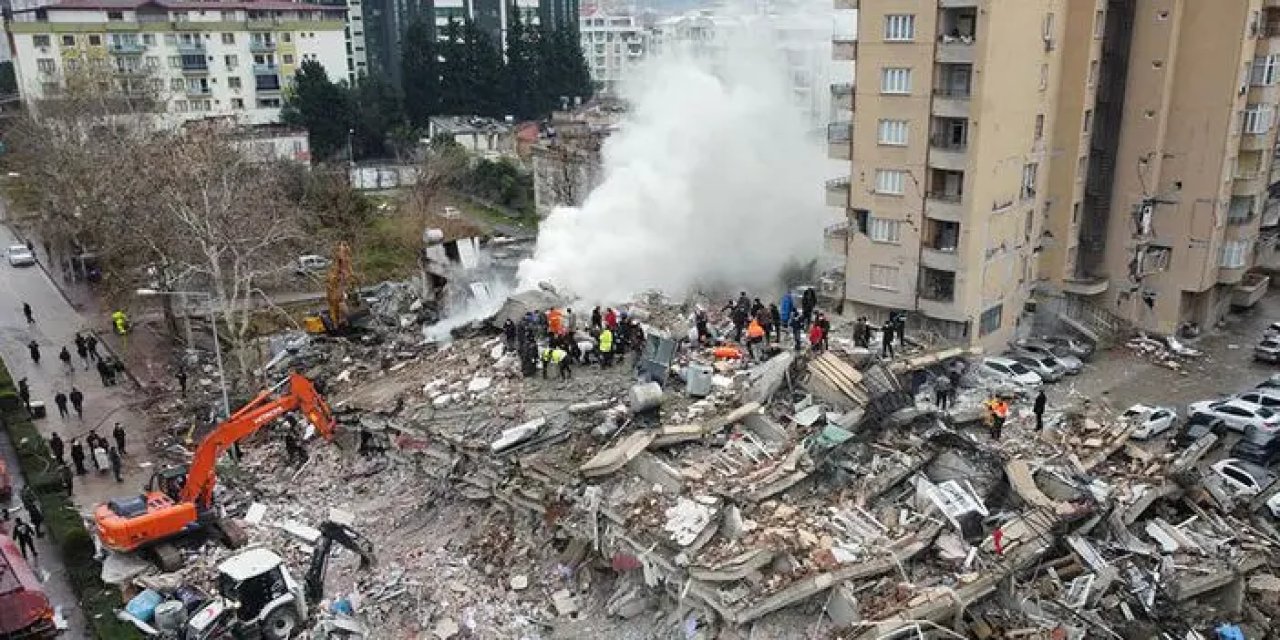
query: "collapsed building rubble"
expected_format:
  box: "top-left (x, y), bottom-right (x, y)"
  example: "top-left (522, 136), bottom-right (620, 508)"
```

top-left (104, 295), bottom-right (1280, 639)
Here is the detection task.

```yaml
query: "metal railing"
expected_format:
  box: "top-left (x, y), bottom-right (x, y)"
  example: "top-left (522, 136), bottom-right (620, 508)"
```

top-left (827, 122), bottom-right (852, 143)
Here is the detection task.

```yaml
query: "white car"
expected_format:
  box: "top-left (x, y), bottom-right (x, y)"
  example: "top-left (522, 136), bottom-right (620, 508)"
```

top-left (1186, 398), bottom-right (1280, 433)
top-left (1210, 458), bottom-right (1276, 497)
top-left (7, 244), bottom-right (35, 267)
top-left (1122, 404), bottom-right (1177, 440)
top-left (974, 357), bottom-right (1043, 388)
top-left (1236, 389), bottom-right (1280, 411)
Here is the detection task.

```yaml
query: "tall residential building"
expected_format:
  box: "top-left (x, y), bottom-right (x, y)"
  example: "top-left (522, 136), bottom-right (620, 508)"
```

top-left (1039, 0), bottom-right (1280, 338)
top-left (833, 0), bottom-right (1061, 347)
top-left (832, 0), bottom-right (1280, 348)
top-left (305, 0), bottom-right (368, 83)
top-left (6, 0), bottom-right (348, 124)
top-left (578, 8), bottom-right (644, 95)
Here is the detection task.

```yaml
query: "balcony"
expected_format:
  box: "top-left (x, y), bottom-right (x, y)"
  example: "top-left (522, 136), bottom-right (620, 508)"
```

top-left (928, 136), bottom-right (968, 172)
top-left (833, 37), bottom-right (856, 61)
top-left (827, 122), bottom-right (852, 161)
top-left (936, 36), bottom-right (974, 64)
top-left (247, 17), bottom-right (283, 30)
top-left (918, 268), bottom-right (965, 322)
top-left (932, 87), bottom-right (971, 119)
top-left (1061, 275), bottom-right (1109, 296)
top-left (1219, 266), bottom-right (1248, 285)
top-left (176, 41), bottom-right (205, 53)
top-left (830, 83), bottom-right (854, 112)
top-left (112, 65), bottom-right (145, 76)
top-left (250, 40), bottom-right (277, 53)
top-left (925, 193), bottom-right (964, 222)
top-left (938, 0), bottom-right (978, 6)
top-left (825, 177), bottom-right (850, 208)
top-left (1241, 130), bottom-right (1272, 151)
top-left (254, 63), bottom-right (280, 76)
top-left (108, 42), bottom-right (145, 54)
top-left (181, 62), bottom-right (209, 74)
top-left (833, 0), bottom-right (856, 8)
top-left (921, 246), bottom-right (959, 271)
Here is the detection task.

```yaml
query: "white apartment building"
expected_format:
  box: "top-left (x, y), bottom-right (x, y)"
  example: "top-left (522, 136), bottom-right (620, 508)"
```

top-left (6, 0), bottom-right (348, 125)
top-left (578, 8), bottom-right (644, 95)
top-left (344, 0), bottom-right (367, 83)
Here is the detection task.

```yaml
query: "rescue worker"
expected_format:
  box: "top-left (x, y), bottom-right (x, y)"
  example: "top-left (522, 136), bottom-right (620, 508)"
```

top-left (85, 333), bottom-right (100, 361)
top-left (853, 317), bottom-right (867, 348)
top-left (22, 302), bottom-right (34, 324)
top-left (808, 321), bottom-right (825, 353)
top-left (768, 303), bottom-right (782, 342)
top-left (694, 308), bottom-right (710, 344)
top-left (12, 518), bottom-right (36, 559)
top-left (70, 439), bottom-right (86, 475)
top-left (48, 432), bottom-right (65, 465)
top-left (789, 311), bottom-right (804, 350)
top-left (75, 338), bottom-right (89, 369)
top-left (604, 307), bottom-right (618, 331)
top-left (992, 398), bottom-right (1008, 440)
top-left (113, 422), bottom-right (127, 454)
top-left (815, 313), bottom-right (831, 351)
top-left (565, 308), bottom-right (577, 333)
top-left (547, 307), bottom-right (563, 336)
top-left (881, 319), bottom-right (895, 358)
top-left (108, 446), bottom-right (123, 482)
top-left (934, 375), bottom-right (952, 410)
top-left (112, 310), bottom-right (128, 335)
top-left (503, 319), bottom-right (517, 349)
top-left (801, 288), bottom-right (817, 327)
top-left (27, 340), bottom-right (39, 364)
top-left (542, 347), bottom-right (571, 379)
top-left (598, 326), bottom-right (615, 368)
top-left (1033, 390), bottom-right (1047, 431)
top-left (746, 318), bottom-right (766, 359)
top-left (69, 386), bottom-right (84, 419)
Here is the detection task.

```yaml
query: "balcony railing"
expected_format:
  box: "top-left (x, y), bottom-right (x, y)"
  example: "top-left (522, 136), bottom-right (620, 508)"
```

top-left (827, 122), bottom-right (852, 144)
top-left (186, 87), bottom-right (212, 97)
top-left (181, 62), bottom-right (209, 73)
top-left (176, 41), bottom-right (205, 53)
top-left (918, 285), bottom-right (956, 303)
top-left (250, 40), bottom-right (277, 52)
top-left (928, 191), bottom-right (962, 203)
top-left (108, 42), bottom-right (145, 54)
top-left (832, 37), bottom-right (856, 61)
top-left (933, 86), bottom-right (972, 99)
top-left (929, 134), bottom-right (967, 151)
top-left (253, 64), bottom-right (280, 76)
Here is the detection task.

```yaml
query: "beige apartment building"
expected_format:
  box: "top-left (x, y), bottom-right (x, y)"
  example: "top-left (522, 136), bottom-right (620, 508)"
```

top-left (831, 0), bottom-right (1065, 349)
top-left (832, 0), bottom-right (1280, 348)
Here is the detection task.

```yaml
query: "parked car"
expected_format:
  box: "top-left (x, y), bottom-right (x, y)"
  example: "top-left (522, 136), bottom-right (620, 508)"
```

top-left (1042, 335), bottom-right (1096, 361)
top-left (1258, 373), bottom-right (1280, 391)
top-left (1186, 398), bottom-right (1280, 433)
top-left (973, 357), bottom-right (1043, 388)
top-left (1208, 458), bottom-right (1276, 497)
top-left (1172, 413), bottom-right (1228, 448)
top-left (1121, 404), bottom-right (1177, 440)
top-left (1257, 338), bottom-right (1280, 364)
top-left (1009, 354), bottom-right (1064, 383)
top-left (1010, 339), bottom-right (1083, 374)
top-left (1230, 426), bottom-right (1280, 465)
top-left (7, 245), bottom-right (34, 267)
top-left (295, 254), bottom-right (331, 275)
top-left (1236, 389), bottom-right (1280, 410)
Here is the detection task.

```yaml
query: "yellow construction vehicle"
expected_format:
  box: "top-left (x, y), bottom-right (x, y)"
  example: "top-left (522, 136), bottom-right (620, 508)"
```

top-left (303, 243), bottom-right (364, 334)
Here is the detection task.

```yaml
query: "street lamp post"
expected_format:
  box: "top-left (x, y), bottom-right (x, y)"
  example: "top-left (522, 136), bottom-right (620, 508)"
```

top-left (136, 288), bottom-right (231, 419)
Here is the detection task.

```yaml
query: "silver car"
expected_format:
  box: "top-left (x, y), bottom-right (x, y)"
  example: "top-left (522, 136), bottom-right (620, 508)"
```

top-left (7, 245), bottom-right (35, 267)
top-left (1010, 353), bottom-right (1064, 383)
top-left (1011, 339), bottom-right (1083, 374)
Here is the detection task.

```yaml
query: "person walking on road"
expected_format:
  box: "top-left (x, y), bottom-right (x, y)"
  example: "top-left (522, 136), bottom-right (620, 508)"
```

top-left (27, 340), bottom-right (40, 365)
top-left (22, 302), bottom-right (34, 325)
top-left (59, 464), bottom-right (73, 496)
top-left (69, 387), bottom-right (84, 420)
top-left (96, 359), bottom-right (112, 386)
top-left (52, 392), bottom-right (68, 419)
top-left (58, 346), bottom-right (73, 375)
top-left (69, 439), bottom-right (86, 475)
top-left (48, 432), bottom-right (65, 465)
top-left (1033, 390), bottom-right (1047, 431)
top-left (17, 378), bottom-right (30, 413)
top-left (75, 339), bottom-right (90, 370)
top-left (86, 433), bottom-right (101, 471)
top-left (21, 487), bottom-right (43, 538)
top-left (12, 519), bottom-right (36, 560)
top-left (84, 333), bottom-right (99, 361)
top-left (112, 423), bottom-right (127, 455)
top-left (108, 447), bottom-right (123, 482)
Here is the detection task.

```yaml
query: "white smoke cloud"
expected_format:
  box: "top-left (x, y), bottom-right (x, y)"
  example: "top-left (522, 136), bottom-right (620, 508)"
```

top-left (517, 3), bottom-right (839, 304)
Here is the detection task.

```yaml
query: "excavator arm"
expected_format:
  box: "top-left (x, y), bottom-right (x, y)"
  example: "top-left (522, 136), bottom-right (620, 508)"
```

top-left (304, 520), bottom-right (376, 602)
top-left (181, 372), bottom-right (336, 508)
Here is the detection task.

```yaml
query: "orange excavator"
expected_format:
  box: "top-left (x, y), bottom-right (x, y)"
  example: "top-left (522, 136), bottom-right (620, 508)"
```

top-left (94, 372), bottom-right (336, 570)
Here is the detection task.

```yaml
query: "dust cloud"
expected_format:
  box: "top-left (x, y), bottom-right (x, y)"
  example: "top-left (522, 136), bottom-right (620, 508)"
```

top-left (517, 3), bottom-right (839, 304)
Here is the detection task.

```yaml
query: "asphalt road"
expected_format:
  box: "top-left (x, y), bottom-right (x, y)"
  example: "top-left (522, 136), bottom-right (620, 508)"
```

top-left (0, 222), bottom-right (157, 638)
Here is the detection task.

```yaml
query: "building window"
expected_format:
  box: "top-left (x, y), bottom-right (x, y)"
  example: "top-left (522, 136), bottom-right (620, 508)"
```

top-left (257, 98), bottom-right (282, 108)
top-left (1221, 240), bottom-right (1250, 268)
top-left (145, 56), bottom-right (159, 69)
top-left (1077, 156), bottom-right (1087, 180)
top-left (149, 78), bottom-right (163, 92)
top-left (170, 78), bottom-right (184, 91)
top-left (107, 10), bottom-right (123, 20)
top-left (220, 33), bottom-right (234, 45)
top-left (867, 217), bottom-right (902, 244)
top-left (875, 169), bottom-right (906, 195)
top-left (1094, 10), bottom-right (1105, 38)
top-left (88, 34), bottom-right (101, 46)
top-left (61, 35), bottom-right (76, 46)
top-left (979, 304), bottom-right (1003, 336)
top-left (1253, 55), bottom-right (1280, 86)
top-left (877, 119), bottom-right (909, 146)
top-left (1229, 196), bottom-right (1256, 222)
top-left (880, 67), bottom-right (911, 94)
top-left (884, 14), bottom-right (915, 42)
top-left (1039, 64), bottom-right (1049, 91)
top-left (1083, 109), bottom-right (1093, 134)
top-left (1244, 104), bottom-right (1274, 134)
top-left (232, 98), bottom-right (245, 109)
top-left (164, 34), bottom-right (177, 45)
top-left (225, 54), bottom-right (239, 68)
top-left (169, 56), bottom-right (182, 68)
top-left (228, 76), bottom-right (242, 89)
top-left (1139, 246), bottom-right (1172, 274)
top-left (283, 33), bottom-right (292, 43)
top-left (36, 58), bottom-right (55, 74)
top-left (1020, 163), bottom-right (1038, 200)
top-left (869, 264), bottom-right (899, 290)
top-left (32, 35), bottom-right (51, 47)
top-left (1088, 60), bottom-right (1098, 85)
top-left (143, 34), bottom-right (155, 45)
top-left (173, 100), bottom-right (189, 112)
top-left (1034, 114), bottom-right (1044, 140)
top-left (283, 54), bottom-right (295, 64)
top-left (1072, 201), bottom-right (1081, 225)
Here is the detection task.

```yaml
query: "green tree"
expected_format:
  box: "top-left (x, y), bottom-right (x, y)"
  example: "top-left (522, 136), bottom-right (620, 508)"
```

top-left (0, 62), bottom-right (16, 96)
top-left (350, 73), bottom-right (403, 159)
top-left (281, 60), bottom-right (351, 161)
top-left (436, 18), bottom-right (467, 115)
top-left (401, 17), bottom-right (438, 126)
top-left (462, 19), bottom-right (506, 118)
top-left (504, 4), bottom-right (541, 119)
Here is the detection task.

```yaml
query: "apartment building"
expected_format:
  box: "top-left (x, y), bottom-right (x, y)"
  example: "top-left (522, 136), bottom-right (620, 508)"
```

top-left (1038, 0), bottom-right (1280, 337)
top-left (6, 0), bottom-right (348, 125)
top-left (832, 0), bottom-right (1064, 349)
top-left (578, 8), bottom-right (643, 95)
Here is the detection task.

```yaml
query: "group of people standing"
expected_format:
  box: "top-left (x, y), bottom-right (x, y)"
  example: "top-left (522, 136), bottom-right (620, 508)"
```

top-left (715, 288), bottom-right (831, 356)
top-left (852, 311), bottom-right (908, 358)
top-left (503, 305), bottom-right (646, 380)
top-left (47, 423), bottom-right (128, 482)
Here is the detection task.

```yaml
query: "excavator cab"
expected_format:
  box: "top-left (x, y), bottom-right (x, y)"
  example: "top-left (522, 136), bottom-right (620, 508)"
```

top-left (146, 466), bottom-right (189, 503)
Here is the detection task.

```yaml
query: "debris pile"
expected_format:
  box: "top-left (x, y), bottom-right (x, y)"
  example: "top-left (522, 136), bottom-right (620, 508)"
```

top-left (105, 295), bottom-right (1280, 639)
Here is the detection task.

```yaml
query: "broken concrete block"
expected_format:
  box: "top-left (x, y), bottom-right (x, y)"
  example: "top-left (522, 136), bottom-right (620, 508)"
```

top-left (490, 418), bottom-right (545, 454)
top-left (580, 431), bottom-right (657, 477)
top-left (628, 382), bottom-right (664, 414)
top-left (568, 399), bottom-right (613, 415)
top-left (510, 575), bottom-right (529, 591)
top-left (466, 377), bottom-right (492, 393)
top-left (551, 589), bottom-right (579, 616)
top-left (243, 503), bottom-right (267, 526)
top-left (826, 582), bottom-right (861, 628)
top-left (278, 520), bottom-right (321, 545)
top-left (721, 505), bottom-right (745, 540)
top-left (328, 507), bottom-right (356, 527)
top-left (433, 617), bottom-right (459, 639)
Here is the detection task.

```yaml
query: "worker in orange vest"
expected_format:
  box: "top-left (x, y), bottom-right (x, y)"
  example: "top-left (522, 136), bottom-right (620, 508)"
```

top-left (992, 398), bottom-right (1009, 441)
top-left (547, 308), bottom-right (564, 336)
top-left (746, 318), bottom-right (766, 359)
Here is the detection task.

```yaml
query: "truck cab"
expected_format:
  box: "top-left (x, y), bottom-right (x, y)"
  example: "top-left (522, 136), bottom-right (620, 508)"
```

top-left (187, 548), bottom-right (305, 640)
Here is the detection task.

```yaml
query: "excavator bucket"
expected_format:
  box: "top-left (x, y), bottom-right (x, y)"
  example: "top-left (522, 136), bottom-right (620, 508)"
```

top-left (289, 372), bottom-right (336, 440)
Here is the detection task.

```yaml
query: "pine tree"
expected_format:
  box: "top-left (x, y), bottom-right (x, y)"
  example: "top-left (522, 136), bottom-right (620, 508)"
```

top-left (462, 19), bottom-right (506, 118)
top-left (436, 18), bottom-right (467, 115)
top-left (402, 17), bottom-right (439, 126)
top-left (504, 4), bottom-right (540, 120)
top-left (281, 60), bottom-right (351, 161)
top-left (350, 73), bottom-right (404, 159)
top-left (557, 22), bottom-right (594, 103)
